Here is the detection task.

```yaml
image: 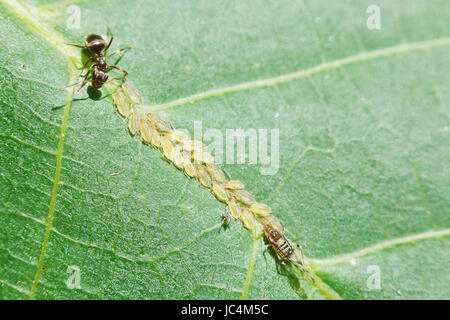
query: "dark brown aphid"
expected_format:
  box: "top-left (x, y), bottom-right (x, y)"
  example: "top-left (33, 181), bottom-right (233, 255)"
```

top-left (263, 223), bottom-right (294, 260)
top-left (263, 223), bottom-right (315, 283)
top-left (62, 26), bottom-right (132, 90)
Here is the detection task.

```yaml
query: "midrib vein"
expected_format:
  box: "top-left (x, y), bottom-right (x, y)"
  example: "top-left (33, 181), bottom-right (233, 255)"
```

top-left (29, 87), bottom-right (73, 299)
top-left (241, 231), bottom-right (258, 299)
top-left (1, 0), bottom-right (78, 299)
top-left (310, 229), bottom-right (450, 270)
top-left (143, 37), bottom-right (450, 112)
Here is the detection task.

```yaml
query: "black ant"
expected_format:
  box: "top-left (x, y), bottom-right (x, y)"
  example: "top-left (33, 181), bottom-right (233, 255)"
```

top-left (62, 26), bottom-right (132, 91)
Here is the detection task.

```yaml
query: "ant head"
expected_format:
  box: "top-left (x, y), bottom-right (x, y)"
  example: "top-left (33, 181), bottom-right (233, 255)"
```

top-left (85, 33), bottom-right (105, 55)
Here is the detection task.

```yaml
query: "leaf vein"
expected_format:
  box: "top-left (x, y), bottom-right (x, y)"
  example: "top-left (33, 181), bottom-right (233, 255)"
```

top-left (310, 229), bottom-right (450, 269)
top-left (143, 37), bottom-right (450, 112)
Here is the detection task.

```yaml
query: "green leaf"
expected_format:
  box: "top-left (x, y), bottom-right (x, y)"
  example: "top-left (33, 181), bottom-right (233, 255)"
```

top-left (1, 0), bottom-right (449, 299)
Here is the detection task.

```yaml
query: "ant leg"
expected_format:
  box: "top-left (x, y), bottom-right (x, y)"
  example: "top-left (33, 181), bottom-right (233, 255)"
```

top-left (77, 65), bottom-right (96, 91)
top-left (60, 78), bottom-right (91, 90)
top-left (75, 79), bottom-right (92, 91)
top-left (296, 244), bottom-right (305, 263)
top-left (105, 44), bottom-right (134, 59)
top-left (105, 24), bottom-right (114, 53)
top-left (72, 56), bottom-right (94, 78)
top-left (108, 65), bottom-right (128, 81)
top-left (79, 56), bottom-right (94, 70)
top-left (64, 42), bottom-right (86, 49)
top-left (61, 64), bottom-right (95, 90)
top-left (63, 42), bottom-right (95, 70)
top-left (60, 80), bottom-right (83, 90)
top-left (64, 42), bottom-right (95, 57)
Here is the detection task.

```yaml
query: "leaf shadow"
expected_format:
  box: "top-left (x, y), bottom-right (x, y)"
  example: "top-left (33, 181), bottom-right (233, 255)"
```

top-left (262, 238), bottom-right (307, 299)
top-left (87, 86), bottom-right (102, 100)
top-left (218, 219), bottom-right (231, 232)
top-left (52, 90), bottom-right (114, 110)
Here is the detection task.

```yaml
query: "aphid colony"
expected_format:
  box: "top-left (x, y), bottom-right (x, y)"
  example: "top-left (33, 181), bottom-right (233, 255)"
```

top-left (113, 82), bottom-right (314, 283)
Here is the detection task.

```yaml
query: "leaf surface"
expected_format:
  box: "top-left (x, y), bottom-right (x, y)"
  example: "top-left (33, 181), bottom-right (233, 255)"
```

top-left (0, 0), bottom-right (449, 299)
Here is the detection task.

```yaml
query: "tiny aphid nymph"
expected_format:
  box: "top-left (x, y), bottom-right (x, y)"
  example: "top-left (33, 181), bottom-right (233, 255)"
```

top-left (221, 210), bottom-right (233, 225)
top-left (233, 189), bottom-right (256, 205)
top-left (249, 203), bottom-right (271, 216)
